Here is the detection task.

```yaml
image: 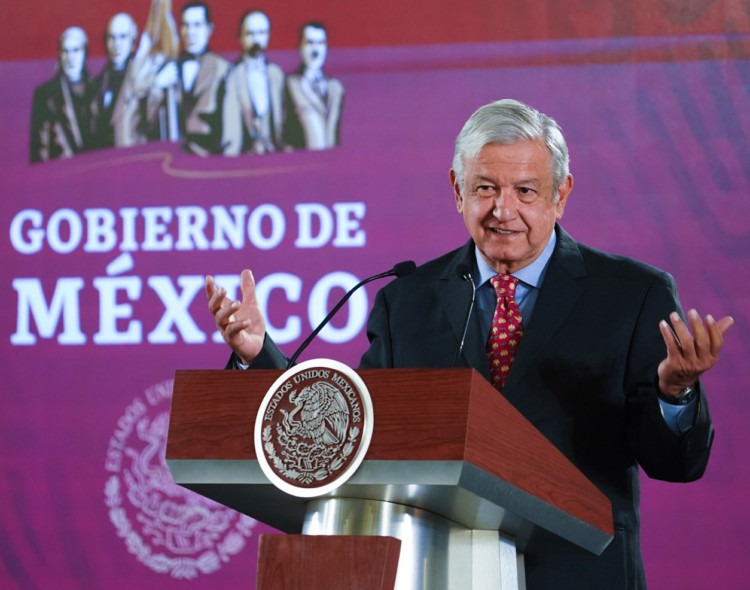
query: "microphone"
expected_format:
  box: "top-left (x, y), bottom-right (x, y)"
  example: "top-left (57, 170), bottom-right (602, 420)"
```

top-left (453, 263), bottom-right (476, 367)
top-left (286, 260), bottom-right (417, 368)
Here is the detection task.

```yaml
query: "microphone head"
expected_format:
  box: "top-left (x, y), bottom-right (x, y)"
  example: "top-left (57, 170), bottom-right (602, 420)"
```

top-left (456, 263), bottom-right (472, 281)
top-left (393, 260), bottom-right (417, 277)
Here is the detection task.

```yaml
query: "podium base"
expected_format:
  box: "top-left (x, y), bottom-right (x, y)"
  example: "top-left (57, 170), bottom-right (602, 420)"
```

top-left (302, 497), bottom-right (525, 590)
top-left (257, 534), bottom-right (401, 590)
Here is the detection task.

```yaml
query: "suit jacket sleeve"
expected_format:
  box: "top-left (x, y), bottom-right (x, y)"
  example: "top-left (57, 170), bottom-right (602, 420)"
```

top-left (624, 271), bottom-right (714, 482)
top-left (225, 334), bottom-right (289, 370)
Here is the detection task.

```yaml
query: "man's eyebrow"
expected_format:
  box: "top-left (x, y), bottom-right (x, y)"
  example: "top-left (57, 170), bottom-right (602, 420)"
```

top-left (470, 175), bottom-right (541, 185)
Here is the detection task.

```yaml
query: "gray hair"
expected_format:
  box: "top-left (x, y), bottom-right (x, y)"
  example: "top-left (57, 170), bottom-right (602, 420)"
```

top-left (452, 99), bottom-right (570, 199)
top-left (108, 13), bottom-right (138, 39)
top-left (59, 26), bottom-right (88, 50)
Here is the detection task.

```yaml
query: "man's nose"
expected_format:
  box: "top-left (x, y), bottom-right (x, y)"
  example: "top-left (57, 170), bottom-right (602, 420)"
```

top-left (492, 191), bottom-right (516, 219)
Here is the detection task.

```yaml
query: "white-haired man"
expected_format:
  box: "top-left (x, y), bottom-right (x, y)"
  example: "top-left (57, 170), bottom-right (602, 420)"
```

top-left (205, 99), bottom-right (733, 589)
top-left (91, 13), bottom-right (139, 148)
top-left (30, 26), bottom-right (94, 162)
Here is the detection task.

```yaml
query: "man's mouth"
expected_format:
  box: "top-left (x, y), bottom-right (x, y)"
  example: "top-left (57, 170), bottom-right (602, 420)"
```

top-left (489, 228), bottom-right (515, 235)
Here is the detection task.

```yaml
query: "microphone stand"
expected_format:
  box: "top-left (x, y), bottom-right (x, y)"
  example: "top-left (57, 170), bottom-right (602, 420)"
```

top-left (286, 261), bottom-right (416, 369)
top-left (453, 265), bottom-right (476, 367)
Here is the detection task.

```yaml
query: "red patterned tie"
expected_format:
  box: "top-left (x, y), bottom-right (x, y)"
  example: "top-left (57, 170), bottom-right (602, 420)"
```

top-left (487, 274), bottom-right (524, 392)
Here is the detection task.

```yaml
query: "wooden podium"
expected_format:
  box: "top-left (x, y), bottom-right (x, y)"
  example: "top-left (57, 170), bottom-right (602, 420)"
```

top-left (167, 368), bottom-right (613, 590)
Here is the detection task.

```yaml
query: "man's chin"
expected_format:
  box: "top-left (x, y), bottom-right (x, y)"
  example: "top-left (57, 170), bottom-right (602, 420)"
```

top-left (478, 244), bottom-right (529, 272)
top-left (63, 69), bottom-right (83, 81)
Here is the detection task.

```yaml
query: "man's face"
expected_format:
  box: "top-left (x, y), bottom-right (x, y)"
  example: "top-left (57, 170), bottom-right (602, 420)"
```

top-left (106, 15), bottom-right (136, 70)
top-left (451, 140), bottom-right (572, 274)
top-left (180, 6), bottom-right (212, 55)
top-left (240, 12), bottom-right (270, 56)
top-left (299, 26), bottom-right (327, 70)
top-left (59, 30), bottom-right (86, 82)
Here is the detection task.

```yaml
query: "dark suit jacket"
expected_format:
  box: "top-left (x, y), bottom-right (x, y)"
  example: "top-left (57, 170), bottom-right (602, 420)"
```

top-left (30, 72), bottom-right (94, 162)
top-left (239, 225), bottom-right (714, 589)
top-left (179, 51), bottom-right (230, 155)
top-left (148, 51), bottom-right (230, 155)
top-left (91, 56), bottom-right (154, 149)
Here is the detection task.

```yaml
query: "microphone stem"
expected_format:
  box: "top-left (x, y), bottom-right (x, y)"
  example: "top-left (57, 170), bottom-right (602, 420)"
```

top-left (286, 269), bottom-right (395, 369)
top-left (454, 274), bottom-right (476, 367)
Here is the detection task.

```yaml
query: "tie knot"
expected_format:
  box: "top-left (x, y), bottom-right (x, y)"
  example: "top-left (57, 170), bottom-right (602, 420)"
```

top-left (490, 274), bottom-right (519, 299)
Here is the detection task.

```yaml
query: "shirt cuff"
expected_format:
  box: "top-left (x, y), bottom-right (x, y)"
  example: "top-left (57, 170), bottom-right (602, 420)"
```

top-left (658, 395), bottom-right (699, 435)
top-left (234, 355), bottom-right (250, 370)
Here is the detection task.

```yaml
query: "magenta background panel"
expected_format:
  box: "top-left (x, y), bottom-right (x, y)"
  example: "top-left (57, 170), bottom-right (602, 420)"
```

top-left (2, 4), bottom-right (749, 588)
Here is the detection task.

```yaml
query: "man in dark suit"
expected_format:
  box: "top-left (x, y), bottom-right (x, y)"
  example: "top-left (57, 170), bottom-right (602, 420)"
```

top-left (30, 26), bottom-right (94, 162)
top-left (205, 99), bottom-right (732, 589)
top-left (91, 13), bottom-right (140, 149)
top-left (150, 1), bottom-right (229, 155)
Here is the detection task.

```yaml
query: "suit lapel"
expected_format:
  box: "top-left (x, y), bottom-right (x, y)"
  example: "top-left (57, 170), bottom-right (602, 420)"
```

top-left (268, 64), bottom-right (284, 137)
top-left (503, 226), bottom-right (586, 397)
top-left (237, 64), bottom-right (256, 129)
top-left (299, 75), bottom-right (327, 115)
top-left (438, 241), bottom-right (491, 381)
top-left (191, 53), bottom-right (217, 98)
top-left (59, 75), bottom-right (84, 150)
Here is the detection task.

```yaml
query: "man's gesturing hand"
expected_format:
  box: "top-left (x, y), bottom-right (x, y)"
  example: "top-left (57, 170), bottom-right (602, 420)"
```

top-left (205, 270), bottom-right (266, 365)
top-left (658, 309), bottom-right (734, 398)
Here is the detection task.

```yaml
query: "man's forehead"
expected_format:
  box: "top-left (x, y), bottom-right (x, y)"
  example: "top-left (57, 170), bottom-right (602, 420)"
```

top-left (469, 141), bottom-right (549, 165)
top-left (182, 6), bottom-right (208, 24)
top-left (462, 141), bottom-right (553, 182)
top-left (61, 34), bottom-right (85, 50)
top-left (244, 13), bottom-right (269, 31)
top-left (303, 27), bottom-right (326, 43)
top-left (109, 16), bottom-right (132, 36)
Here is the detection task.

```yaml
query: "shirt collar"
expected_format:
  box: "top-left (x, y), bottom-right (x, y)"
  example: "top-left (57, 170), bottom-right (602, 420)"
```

top-left (244, 55), bottom-right (267, 70)
top-left (303, 67), bottom-right (324, 82)
top-left (474, 229), bottom-right (557, 288)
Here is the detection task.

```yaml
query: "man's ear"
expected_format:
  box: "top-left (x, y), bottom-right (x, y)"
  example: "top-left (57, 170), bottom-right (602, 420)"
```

top-left (555, 174), bottom-right (573, 220)
top-left (450, 169), bottom-right (464, 214)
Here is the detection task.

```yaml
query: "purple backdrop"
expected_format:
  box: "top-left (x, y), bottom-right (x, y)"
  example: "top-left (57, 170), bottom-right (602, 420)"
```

top-left (3, 30), bottom-right (750, 590)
